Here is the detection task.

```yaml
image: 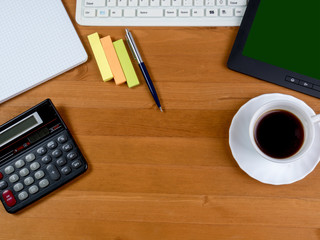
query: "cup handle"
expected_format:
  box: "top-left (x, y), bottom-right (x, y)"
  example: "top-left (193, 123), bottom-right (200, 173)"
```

top-left (311, 114), bottom-right (320, 123)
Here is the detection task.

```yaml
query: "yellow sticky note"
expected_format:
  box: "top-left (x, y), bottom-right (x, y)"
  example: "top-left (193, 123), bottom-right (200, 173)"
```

top-left (113, 39), bottom-right (140, 88)
top-left (101, 36), bottom-right (127, 85)
top-left (87, 32), bottom-right (113, 82)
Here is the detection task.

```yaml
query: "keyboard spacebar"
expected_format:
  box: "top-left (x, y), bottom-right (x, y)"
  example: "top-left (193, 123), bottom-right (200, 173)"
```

top-left (137, 9), bottom-right (164, 17)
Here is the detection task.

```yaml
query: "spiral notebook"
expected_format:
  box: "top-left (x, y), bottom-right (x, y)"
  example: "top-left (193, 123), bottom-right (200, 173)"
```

top-left (0, 0), bottom-right (88, 104)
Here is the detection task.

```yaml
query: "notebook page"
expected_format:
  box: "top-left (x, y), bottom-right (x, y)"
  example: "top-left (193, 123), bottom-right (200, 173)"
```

top-left (0, 0), bottom-right (87, 103)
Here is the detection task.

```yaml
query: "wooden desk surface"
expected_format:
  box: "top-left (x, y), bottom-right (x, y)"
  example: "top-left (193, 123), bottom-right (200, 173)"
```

top-left (1, 1), bottom-right (320, 239)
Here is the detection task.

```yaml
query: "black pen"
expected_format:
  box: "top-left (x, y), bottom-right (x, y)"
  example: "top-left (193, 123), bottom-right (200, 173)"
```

top-left (125, 29), bottom-right (163, 112)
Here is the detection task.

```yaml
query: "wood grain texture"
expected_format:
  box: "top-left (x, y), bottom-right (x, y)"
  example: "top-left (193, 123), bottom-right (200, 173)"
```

top-left (1, 1), bottom-right (320, 239)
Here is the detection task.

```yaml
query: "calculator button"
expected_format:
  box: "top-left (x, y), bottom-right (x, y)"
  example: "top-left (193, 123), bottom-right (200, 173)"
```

top-left (15, 159), bottom-right (25, 169)
top-left (0, 180), bottom-right (8, 190)
top-left (28, 185), bottom-right (39, 194)
top-left (39, 179), bottom-right (49, 188)
top-left (19, 168), bottom-right (30, 177)
top-left (71, 160), bottom-right (82, 169)
top-left (25, 153), bottom-right (36, 162)
top-left (56, 157), bottom-right (67, 167)
top-left (5, 166), bottom-right (14, 175)
top-left (42, 155), bottom-right (52, 164)
top-left (52, 149), bottom-right (62, 158)
top-left (18, 191), bottom-right (28, 201)
top-left (61, 166), bottom-right (71, 175)
top-left (0, 172), bottom-right (3, 180)
top-left (47, 140), bottom-right (58, 149)
top-left (36, 147), bottom-right (47, 155)
top-left (9, 174), bottom-right (19, 183)
top-left (34, 170), bottom-right (45, 180)
top-left (67, 152), bottom-right (78, 160)
top-left (2, 190), bottom-right (16, 207)
top-left (62, 143), bottom-right (73, 152)
top-left (13, 183), bottom-right (24, 192)
top-left (57, 135), bottom-right (68, 143)
top-left (30, 162), bottom-right (40, 171)
top-left (46, 164), bottom-right (60, 181)
top-left (24, 176), bottom-right (34, 186)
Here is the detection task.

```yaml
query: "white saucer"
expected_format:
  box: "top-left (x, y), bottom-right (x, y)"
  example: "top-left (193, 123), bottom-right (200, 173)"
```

top-left (229, 93), bottom-right (320, 185)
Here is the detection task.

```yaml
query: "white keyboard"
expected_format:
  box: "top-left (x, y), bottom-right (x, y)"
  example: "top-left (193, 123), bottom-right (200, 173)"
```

top-left (76, 0), bottom-right (248, 26)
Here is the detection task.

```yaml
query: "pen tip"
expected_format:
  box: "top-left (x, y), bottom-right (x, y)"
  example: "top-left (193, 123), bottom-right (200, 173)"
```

top-left (159, 107), bottom-right (163, 112)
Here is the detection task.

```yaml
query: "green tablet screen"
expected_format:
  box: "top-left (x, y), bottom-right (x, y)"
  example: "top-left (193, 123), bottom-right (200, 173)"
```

top-left (242, 0), bottom-right (320, 80)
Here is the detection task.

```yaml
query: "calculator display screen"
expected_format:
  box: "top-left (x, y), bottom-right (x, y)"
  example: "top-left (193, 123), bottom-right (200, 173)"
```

top-left (0, 112), bottom-right (43, 147)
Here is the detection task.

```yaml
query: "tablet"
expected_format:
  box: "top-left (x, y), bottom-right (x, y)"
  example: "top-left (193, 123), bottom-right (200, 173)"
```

top-left (227, 0), bottom-right (320, 98)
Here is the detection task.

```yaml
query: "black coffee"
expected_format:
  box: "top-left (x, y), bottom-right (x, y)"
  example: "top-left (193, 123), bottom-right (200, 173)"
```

top-left (254, 110), bottom-right (304, 159)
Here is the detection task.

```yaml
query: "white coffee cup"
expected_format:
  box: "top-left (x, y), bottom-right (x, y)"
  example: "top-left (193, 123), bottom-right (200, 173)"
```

top-left (249, 99), bottom-right (320, 163)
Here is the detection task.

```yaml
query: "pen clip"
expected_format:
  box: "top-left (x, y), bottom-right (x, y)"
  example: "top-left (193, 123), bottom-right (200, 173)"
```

top-left (125, 29), bottom-right (143, 64)
top-left (125, 34), bottom-right (137, 62)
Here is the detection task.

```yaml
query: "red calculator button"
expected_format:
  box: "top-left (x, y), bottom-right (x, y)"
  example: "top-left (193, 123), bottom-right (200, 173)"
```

top-left (0, 172), bottom-right (3, 180)
top-left (2, 190), bottom-right (17, 207)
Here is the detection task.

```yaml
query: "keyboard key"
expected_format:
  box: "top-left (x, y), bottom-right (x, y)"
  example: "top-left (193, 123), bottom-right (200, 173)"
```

top-left (118, 0), bottom-right (128, 6)
top-left (165, 9), bottom-right (177, 17)
top-left (138, 9), bottom-right (163, 17)
top-left (139, 0), bottom-right (149, 6)
top-left (192, 8), bottom-right (204, 16)
top-left (110, 9), bottom-right (123, 17)
top-left (25, 153), bottom-right (35, 162)
top-left (56, 157), bottom-right (67, 167)
top-left (24, 177), bottom-right (34, 186)
top-left (57, 135), bottom-right (68, 144)
top-left (61, 166), bottom-right (72, 175)
top-left (129, 0), bottom-right (138, 6)
top-left (71, 160), bottom-right (82, 169)
top-left (85, 0), bottom-right (106, 7)
top-left (206, 8), bottom-right (218, 16)
top-left (194, 0), bottom-right (204, 6)
top-left (216, 0), bottom-right (226, 6)
top-left (0, 180), bottom-right (8, 190)
top-left (2, 190), bottom-right (16, 207)
top-left (151, 0), bottom-right (161, 6)
top-left (179, 9), bottom-right (191, 17)
top-left (124, 9), bottom-right (136, 17)
top-left (47, 140), bottom-right (58, 150)
top-left (62, 143), bottom-right (73, 152)
top-left (228, 0), bottom-right (246, 6)
top-left (67, 152), bottom-right (78, 160)
top-left (28, 185), bottom-right (39, 195)
top-left (39, 179), bottom-right (49, 188)
top-left (42, 155), bottom-right (52, 164)
top-left (235, 7), bottom-right (245, 16)
top-left (15, 160), bottom-right (25, 169)
top-left (34, 170), bottom-right (45, 180)
top-left (30, 162), bottom-right (40, 171)
top-left (19, 168), bottom-right (29, 177)
top-left (46, 164), bottom-right (61, 181)
top-left (52, 149), bottom-right (62, 158)
top-left (107, 0), bottom-right (117, 6)
top-left (36, 146), bottom-right (47, 155)
top-left (18, 191), bottom-right (28, 201)
top-left (13, 183), bottom-right (24, 192)
top-left (172, 0), bottom-right (182, 6)
top-left (9, 174), bottom-right (19, 183)
top-left (183, 0), bottom-right (192, 6)
top-left (161, 0), bottom-right (171, 6)
top-left (84, 8), bottom-right (96, 17)
top-left (5, 165), bottom-right (14, 175)
top-left (205, 0), bottom-right (214, 6)
top-left (97, 9), bottom-right (109, 17)
top-left (220, 8), bottom-right (233, 16)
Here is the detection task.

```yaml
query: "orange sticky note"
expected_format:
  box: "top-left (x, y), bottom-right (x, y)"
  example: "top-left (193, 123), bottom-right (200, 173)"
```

top-left (100, 36), bottom-right (127, 85)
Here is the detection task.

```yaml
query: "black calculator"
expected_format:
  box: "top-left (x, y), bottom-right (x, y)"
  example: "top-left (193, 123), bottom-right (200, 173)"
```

top-left (0, 99), bottom-right (88, 213)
